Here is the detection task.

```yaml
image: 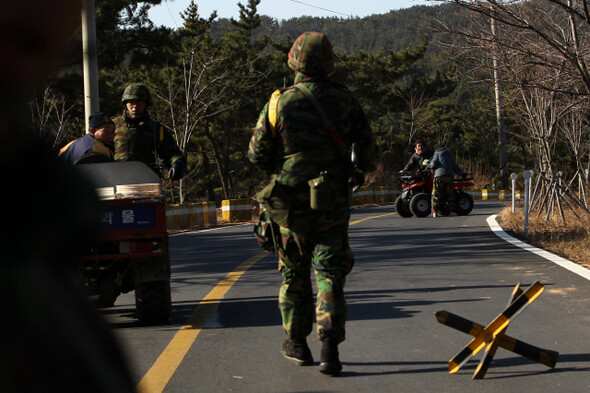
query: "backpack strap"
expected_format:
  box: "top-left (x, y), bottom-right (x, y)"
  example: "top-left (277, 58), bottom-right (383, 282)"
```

top-left (292, 84), bottom-right (343, 146)
top-left (267, 89), bottom-right (282, 138)
top-left (152, 123), bottom-right (165, 154)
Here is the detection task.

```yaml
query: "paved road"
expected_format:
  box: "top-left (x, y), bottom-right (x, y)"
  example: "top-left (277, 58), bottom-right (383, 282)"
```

top-left (106, 200), bottom-right (590, 392)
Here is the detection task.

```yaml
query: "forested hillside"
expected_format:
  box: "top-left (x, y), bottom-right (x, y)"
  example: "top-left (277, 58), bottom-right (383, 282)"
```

top-left (212, 4), bottom-right (461, 53)
top-left (34, 0), bottom-right (588, 205)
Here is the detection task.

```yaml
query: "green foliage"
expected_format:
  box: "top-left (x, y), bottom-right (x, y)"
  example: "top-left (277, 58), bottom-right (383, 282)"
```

top-left (37, 1), bottom-right (517, 203)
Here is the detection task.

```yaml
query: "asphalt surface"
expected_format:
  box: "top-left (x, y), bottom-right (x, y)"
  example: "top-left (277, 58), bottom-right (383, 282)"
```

top-left (106, 200), bottom-right (590, 392)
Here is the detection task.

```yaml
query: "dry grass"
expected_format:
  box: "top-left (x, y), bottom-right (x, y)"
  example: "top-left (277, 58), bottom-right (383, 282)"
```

top-left (497, 203), bottom-right (590, 267)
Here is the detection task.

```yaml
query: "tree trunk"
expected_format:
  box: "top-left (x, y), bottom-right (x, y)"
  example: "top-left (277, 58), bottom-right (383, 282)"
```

top-left (179, 178), bottom-right (185, 204)
top-left (491, 14), bottom-right (509, 189)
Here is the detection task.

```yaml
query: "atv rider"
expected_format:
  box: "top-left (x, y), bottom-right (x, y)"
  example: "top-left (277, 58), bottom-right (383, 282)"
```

top-left (400, 139), bottom-right (433, 173)
top-left (113, 83), bottom-right (186, 180)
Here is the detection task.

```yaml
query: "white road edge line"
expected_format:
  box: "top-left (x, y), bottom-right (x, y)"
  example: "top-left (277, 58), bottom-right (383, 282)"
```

top-left (487, 214), bottom-right (590, 282)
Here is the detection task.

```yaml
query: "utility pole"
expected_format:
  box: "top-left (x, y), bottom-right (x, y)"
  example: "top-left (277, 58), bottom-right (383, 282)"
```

top-left (490, 8), bottom-right (509, 189)
top-left (81, 0), bottom-right (99, 132)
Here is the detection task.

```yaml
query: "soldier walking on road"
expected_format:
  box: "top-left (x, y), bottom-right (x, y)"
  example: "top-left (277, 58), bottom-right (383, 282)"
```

top-left (113, 83), bottom-right (186, 179)
top-left (248, 32), bottom-right (377, 376)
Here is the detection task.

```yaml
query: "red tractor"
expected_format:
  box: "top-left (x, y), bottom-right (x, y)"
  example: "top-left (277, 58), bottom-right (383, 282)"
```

top-left (76, 161), bottom-right (171, 324)
top-left (395, 168), bottom-right (475, 218)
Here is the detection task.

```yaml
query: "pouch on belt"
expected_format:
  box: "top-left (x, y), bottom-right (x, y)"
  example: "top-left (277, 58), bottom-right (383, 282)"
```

top-left (256, 178), bottom-right (291, 228)
top-left (308, 171), bottom-right (336, 211)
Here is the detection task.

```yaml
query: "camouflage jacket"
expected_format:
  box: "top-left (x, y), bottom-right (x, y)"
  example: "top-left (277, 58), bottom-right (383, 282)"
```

top-left (248, 74), bottom-right (377, 189)
top-left (113, 110), bottom-right (184, 167)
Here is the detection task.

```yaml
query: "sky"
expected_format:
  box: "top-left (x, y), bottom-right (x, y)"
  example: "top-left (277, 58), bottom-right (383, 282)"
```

top-left (148, 0), bottom-right (433, 29)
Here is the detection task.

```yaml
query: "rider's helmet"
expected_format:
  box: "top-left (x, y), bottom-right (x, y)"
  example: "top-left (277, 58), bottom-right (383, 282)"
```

top-left (288, 32), bottom-right (335, 76)
top-left (121, 83), bottom-right (152, 107)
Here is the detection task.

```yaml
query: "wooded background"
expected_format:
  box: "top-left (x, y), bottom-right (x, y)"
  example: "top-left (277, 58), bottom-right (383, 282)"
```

top-left (35, 0), bottom-right (590, 205)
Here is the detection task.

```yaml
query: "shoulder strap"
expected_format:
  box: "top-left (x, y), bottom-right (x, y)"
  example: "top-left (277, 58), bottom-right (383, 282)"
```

top-left (267, 89), bottom-right (282, 138)
top-left (292, 84), bottom-right (343, 146)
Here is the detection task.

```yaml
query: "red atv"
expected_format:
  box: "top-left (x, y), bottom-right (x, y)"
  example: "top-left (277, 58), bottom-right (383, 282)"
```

top-left (76, 161), bottom-right (171, 324)
top-left (394, 169), bottom-right (475, 218)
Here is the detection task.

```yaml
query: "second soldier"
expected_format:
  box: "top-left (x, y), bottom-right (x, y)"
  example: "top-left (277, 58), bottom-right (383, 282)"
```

top-left (113, 83), bottom-right (186, 180)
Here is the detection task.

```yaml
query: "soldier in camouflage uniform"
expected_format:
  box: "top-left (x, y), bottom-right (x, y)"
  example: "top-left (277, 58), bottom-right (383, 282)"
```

top-left (113, 84), bottom-right (186, 179)
top-left (248, 32), bottom-right (377, 376)
top-left (427, 143), bottom-right (465, 217)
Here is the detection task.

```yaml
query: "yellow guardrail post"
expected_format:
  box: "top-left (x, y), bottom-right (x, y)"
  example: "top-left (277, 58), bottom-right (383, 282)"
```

top-left (222, 199), bottom-right (252, 222)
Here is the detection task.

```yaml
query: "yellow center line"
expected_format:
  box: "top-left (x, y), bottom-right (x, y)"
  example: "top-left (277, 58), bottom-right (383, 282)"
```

top-left (137, 210), bottom-right (395, 392)
top-left (136, 252), bottom-right (267, 393)
top-left (350, 212), bottom-right (397, 225)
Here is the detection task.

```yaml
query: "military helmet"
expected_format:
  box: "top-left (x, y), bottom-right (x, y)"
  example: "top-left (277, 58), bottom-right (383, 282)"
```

top-left (288, 32), bottom-right (335, 76)
top-left (121, 83), bottom-right (152, 106)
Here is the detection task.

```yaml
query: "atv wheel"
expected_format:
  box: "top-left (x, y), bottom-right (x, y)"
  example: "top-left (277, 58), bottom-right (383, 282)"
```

top-left (454, 191), bottom-right (474, 215)
top-left (135, 280), bottom-right (171, 324)
top-left (409, 193), bottom-right (431, 218)
top-left (395, 195), bottom-right (413, 217)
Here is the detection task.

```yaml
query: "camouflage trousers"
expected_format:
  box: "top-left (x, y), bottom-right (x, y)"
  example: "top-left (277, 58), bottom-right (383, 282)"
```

top-left (432, 176), bottom-right (455, 213)
top-left (277, 207), bottom-right (354, 344)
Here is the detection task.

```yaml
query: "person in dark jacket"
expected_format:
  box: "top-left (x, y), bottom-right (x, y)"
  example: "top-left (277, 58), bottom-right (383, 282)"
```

top-left (1, 1), bottom-right (136, 392)
top-left (427, 143), bottom-right (465, 217)
top-left (59, 112), bottom-right (115, 165)
top-left (401, 139), bottom-right (433, 173)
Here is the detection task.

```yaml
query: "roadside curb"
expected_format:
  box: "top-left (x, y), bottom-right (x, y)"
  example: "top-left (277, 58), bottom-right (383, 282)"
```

top-left (487, 214), bottom-right (590, 282)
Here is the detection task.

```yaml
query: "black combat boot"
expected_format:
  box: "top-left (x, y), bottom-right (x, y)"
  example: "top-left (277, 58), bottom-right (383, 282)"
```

top-left (281, 338), bottom-right (313, 366)
top-left (319, 338), bottom-right (342, 376)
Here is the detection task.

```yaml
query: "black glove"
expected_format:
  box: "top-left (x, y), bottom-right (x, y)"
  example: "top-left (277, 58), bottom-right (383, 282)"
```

top-left (168, 161), bottom-right (184, 180)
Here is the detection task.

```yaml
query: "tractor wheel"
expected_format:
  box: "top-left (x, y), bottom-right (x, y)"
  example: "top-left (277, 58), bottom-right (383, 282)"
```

top-left (409, 193), bottom-right (431, 218)
top-left (135, 280), bottom-right (171, 325)
top-left (395, 195), bottom-right (413, 217)
top-left (97, 276), bottom-right (120, 307)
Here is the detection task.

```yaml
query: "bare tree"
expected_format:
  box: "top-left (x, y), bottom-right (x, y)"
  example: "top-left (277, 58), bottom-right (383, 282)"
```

top-left (436, 0), bottom-right (590, 94)
top-left (149, 0), bottom-right (273, 203)
top-left (434, 0), bottom-right (590, 190)
top-left (29, 83), bottom-right (77, 149)
top-left (558, 97), bottom-right (590, 199)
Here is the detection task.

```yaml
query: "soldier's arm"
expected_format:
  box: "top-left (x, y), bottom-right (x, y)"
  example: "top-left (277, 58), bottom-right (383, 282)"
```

top-left (248, 103), bottom-right (277, 173)
top-left (352, 106), bottom-right (377, 173)
top-left (158, 127), bottom-right (185, 168)
top-left (113, 117), bottom-right (129, 161)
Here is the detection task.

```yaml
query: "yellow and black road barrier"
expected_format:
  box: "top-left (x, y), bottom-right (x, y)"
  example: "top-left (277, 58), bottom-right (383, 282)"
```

top-left (435, 281), bottom-right (558, 379)
top-left (472, 284), bottom-right (523, 378)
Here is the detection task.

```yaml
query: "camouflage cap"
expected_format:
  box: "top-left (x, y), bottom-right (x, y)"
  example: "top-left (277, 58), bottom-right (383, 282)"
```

top-left (288, 32), bottom-right (334, 76)
top-left (121, 83), bottom-right (152, 106)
